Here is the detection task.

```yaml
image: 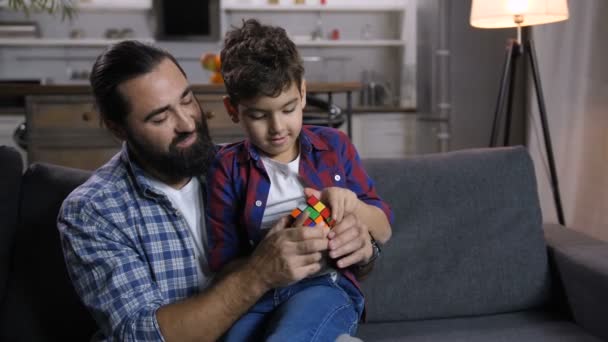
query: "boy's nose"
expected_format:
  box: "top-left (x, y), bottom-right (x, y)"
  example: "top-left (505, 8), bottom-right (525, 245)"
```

top-left (269, 114), bottom-right (284, 133)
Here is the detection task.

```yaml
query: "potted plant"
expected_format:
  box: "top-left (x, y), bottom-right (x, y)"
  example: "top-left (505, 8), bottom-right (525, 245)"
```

top-left (7, 0), bottom-right (76, 20)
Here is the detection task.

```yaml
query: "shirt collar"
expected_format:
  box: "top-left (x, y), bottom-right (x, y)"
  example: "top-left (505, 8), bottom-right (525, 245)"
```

top-left (119, 143), bottom-right (162, 199)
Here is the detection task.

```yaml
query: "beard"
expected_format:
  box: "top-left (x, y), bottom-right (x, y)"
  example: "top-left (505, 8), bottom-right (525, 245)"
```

top-left (127, 118), bottom-right (216, 182)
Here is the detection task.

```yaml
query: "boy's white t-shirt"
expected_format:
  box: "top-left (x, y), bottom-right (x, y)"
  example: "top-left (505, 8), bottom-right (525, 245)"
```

top-left (260, 154), bottom-right (332, 275)
top-left (147, 176), bottom-right (212, 289)
top-left (260, 155), bottom-right (306, 230)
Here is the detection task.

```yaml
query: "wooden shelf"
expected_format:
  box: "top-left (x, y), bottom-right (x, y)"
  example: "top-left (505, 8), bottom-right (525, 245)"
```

top-left (223, 4), bottom-right (405, 12)
top-left (294, 39), bottom-right (405, 47)
top-left (75, 0), bottom-right (152, 11)
top-left (0, 38), bottom-right (155, 47)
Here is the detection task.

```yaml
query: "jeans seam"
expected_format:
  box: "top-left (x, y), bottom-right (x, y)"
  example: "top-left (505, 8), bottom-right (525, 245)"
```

top-left (309, 303), bottom-right (356, 342)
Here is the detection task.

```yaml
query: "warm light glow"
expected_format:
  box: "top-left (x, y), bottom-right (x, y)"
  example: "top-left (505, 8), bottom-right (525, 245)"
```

top-left (507, 0), bottom-right (529, 14)
top-left (470, 0), bottom-right (569, 28)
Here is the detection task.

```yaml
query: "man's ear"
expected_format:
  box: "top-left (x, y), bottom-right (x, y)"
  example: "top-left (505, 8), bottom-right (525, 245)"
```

top-left (104, 119), bottom-right (127, 141)
top-left (223, 96), bottom-right (240, 123)
top-left (300, 79), bottom-right (307, 109)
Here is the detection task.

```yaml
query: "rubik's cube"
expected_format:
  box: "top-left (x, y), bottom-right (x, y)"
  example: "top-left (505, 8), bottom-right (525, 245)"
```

top-left (290, 195), bottom-right (336, 228)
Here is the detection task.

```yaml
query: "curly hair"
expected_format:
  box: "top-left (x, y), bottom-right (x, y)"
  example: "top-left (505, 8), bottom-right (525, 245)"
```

top-left (220, 19), bottom-right (304, 105)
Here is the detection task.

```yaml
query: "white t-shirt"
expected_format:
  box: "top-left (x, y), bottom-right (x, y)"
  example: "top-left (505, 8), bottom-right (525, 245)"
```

top-left (147, 176), bottom-right (212, 289)
top-left (260, 155), bottom-right (306, 230)
top-left (260, 155), bottom-right (332, 275)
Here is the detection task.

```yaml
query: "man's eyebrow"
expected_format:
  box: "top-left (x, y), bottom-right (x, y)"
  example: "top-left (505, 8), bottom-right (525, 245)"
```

top-left (180, 86), bottom-right (193, 98)
top-left (143, 86), bottom-right (193, 122)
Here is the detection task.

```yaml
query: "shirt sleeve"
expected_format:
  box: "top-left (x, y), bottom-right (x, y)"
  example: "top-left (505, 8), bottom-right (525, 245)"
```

top-left (58, 199), bottom-right (166, 342)
top-left (205, 154), bottom-right (242, 272)
top-left (339, 131), bottom-right (394, 225)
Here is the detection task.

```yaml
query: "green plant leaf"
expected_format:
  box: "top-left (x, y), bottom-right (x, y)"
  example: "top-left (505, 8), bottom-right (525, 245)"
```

top-left (8, 0), bottom-right (77, 21)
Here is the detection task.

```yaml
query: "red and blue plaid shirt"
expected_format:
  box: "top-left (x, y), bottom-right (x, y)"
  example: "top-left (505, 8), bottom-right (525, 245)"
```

top-left (205, 125), bottom-right (393, 285)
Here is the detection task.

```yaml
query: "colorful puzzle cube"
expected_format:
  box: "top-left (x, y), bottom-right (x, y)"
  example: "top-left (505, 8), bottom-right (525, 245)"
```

top-left (290, 195), bottom-right (336, 228)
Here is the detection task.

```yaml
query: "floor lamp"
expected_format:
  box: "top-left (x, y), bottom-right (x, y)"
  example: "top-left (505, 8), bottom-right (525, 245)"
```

top-left (470, 0), bottom-right (569, 226)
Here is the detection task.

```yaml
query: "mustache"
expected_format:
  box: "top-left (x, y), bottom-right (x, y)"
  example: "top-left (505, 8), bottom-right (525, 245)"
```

top-left (172, 131), bottom-right (195, 146)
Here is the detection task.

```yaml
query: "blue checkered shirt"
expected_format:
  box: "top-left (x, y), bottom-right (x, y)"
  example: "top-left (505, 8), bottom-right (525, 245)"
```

top-left (58, 145), bottom-right (207, 341)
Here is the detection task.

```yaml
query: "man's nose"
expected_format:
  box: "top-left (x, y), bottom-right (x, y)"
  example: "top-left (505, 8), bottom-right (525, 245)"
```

top-left (174, 109), bottom-right (196, 132)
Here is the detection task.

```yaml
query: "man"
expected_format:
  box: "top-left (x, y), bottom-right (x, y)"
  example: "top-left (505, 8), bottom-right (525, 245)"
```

top-left (58, 40), bottom-right (377, 341)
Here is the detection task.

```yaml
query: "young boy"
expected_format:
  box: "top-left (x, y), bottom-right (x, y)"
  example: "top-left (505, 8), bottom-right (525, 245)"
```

top-left (206, 19), bottom-right (392, 341)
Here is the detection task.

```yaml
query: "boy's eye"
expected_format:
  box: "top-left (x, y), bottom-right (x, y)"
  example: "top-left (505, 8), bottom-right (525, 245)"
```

top-left (248, 112), bottom-right (265, 119)
top-left (283, 107), bottom-right (296, 114)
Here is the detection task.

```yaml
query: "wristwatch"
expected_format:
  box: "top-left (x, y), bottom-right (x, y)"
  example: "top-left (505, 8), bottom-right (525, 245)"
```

top-left (357, 233), bottom-right (381, 268)
top-left (367, 233), bottom-right (381, 263)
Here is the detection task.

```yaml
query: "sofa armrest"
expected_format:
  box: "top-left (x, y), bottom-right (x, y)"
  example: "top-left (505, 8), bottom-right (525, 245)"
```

top-left (544, 223), bottom-right (608, 340)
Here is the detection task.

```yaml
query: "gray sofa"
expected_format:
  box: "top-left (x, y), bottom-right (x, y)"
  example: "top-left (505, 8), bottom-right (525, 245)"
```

top-left (0, 145), bottom-right (606, 341)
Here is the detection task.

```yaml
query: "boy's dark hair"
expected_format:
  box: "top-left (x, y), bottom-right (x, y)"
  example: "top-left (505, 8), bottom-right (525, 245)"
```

top-left (89, 40), bottom-right (186, 126)
top-left (220, 19), bottom-right (304, 105)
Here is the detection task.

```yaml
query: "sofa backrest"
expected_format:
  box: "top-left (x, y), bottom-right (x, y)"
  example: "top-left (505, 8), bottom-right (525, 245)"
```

top-left (0, 146), bottom-right (22, 307)
top-left (0, 162), bottom-right (96, 341)
top-left (360, 146), bottom-right (551, 322)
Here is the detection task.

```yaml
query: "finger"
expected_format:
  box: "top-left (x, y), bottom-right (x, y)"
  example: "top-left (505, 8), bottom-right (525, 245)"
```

top-left (335, 250), bottom-right (367, 269)
top-left (303, 187), bottom-right (322, 199)
top-left (294, 238), bottom-right (329, 254)
top-left (328, 225), bottom-right (359, 251)
top-left (291, 252), bottom-right (323, 267)
top-left (336, 196), bottom-right (345, 223)
top-left (329, 235), bottom-right (365, 259)
top-left (268, 216), bottom-right (289, 236)
top-left (294, 263), bottom-right (323, 281)
top-left (328, 214), bottom-right (357, 239)
top-left (285, 225), bottom-right (327, 243)
top-left (293, 210), bottom-right (310, 227)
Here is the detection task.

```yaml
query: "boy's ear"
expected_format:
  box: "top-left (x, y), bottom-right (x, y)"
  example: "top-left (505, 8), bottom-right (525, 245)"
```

top-left (104, 119), bottom-right (127, 141)
top-left (300, 79), bottom-right (307, 109)
top-left (223, 96), bottom-right (240, 123)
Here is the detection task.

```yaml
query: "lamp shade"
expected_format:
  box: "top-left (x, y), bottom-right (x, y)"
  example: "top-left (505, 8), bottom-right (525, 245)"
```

top-left (470, 0), bottom-right (569, 28)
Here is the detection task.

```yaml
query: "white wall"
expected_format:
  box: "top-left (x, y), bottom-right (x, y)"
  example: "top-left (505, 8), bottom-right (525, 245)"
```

top-left (530, 0), bottom-right (608, 241)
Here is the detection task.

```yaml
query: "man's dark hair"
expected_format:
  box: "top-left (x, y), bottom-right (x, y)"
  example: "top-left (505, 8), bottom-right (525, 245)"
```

top-left (89, 40), bottom-right (186, 126)
top-left (220, 19), bottom-right (304, 105)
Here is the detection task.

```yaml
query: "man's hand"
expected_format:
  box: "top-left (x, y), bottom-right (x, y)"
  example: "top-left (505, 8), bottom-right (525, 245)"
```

top-left (304, 187), bottom-right (359, 223)
top-left (247, 212), bottom-right (330, 290)
top-left (327, 214), bottom-right (373, 269)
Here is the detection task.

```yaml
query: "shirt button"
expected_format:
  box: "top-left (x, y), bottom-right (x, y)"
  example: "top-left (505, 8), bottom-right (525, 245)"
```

top-left (334, 174), bottom-right (341, 181)
top-left (255, 200), bottom-right (262, 207)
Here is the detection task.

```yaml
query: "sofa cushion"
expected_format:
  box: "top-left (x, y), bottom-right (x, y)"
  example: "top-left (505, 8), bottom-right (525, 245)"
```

top-left (360, 147), bottom-right (551, 321)
top-left (0, 146), bottom-right (22, 306)
top-left (0, 162), bottom-right (95, 341)
top-left (356, 311), bottom-right (601, 342)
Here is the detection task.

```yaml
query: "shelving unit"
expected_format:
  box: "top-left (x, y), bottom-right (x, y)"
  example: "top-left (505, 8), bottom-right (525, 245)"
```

top-left (0, 38), bottom-right (154, 47)
top-left (221, 0), bottom-right (416, 108)
top-left (221, 0), bottom-right (418, 158)
top-left (223, 4), bottom-right (405, 12)
top-left (74, 0), bottom-right (152, 11)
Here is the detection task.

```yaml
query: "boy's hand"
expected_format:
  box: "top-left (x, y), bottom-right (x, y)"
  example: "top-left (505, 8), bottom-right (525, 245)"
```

top-left (304, 187), bottom-right (359, 224)
top-left (327, 214), bottom-right (373, 269)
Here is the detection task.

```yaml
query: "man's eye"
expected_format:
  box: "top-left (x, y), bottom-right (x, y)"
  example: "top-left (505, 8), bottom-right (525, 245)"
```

top-left (283, 107), bottom-right (296, 114)
top-left (151, 117), bottom-right (167, 124)
top-left (182, 94), bottom-right (193, 105)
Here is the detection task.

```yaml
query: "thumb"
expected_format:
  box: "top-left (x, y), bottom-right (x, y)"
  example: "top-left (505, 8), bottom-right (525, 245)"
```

top-left (268, 216), bottom-right (289, 236)
top-left (304, 187), bottom-right (322, 199)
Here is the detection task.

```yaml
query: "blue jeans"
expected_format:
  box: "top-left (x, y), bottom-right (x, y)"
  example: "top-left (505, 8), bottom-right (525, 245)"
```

top-left (221, 271), bottom-right (364, 342)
